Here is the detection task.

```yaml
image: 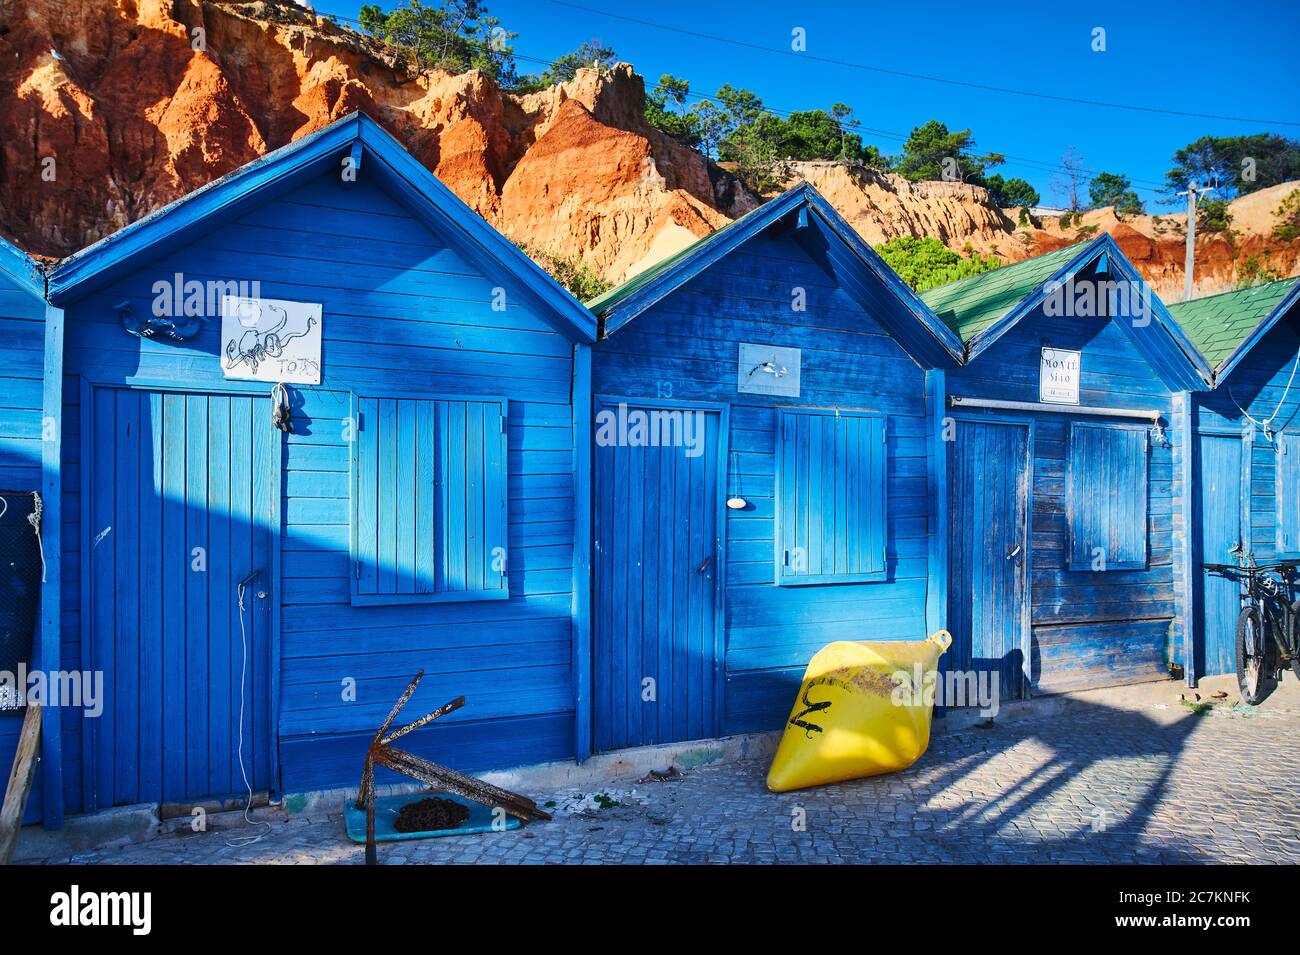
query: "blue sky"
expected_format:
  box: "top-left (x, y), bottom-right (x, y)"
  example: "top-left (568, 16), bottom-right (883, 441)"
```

top-left (310, 0), bottom-right (1300, 207)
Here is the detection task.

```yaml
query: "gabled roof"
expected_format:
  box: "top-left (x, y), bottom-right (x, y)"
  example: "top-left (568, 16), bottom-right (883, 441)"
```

top-left (920, 242), bottom-right (1083, 343)
top-left (921, 234), bottom-right (1212, 390)
top-left (588, 182), bottom-right (965, 368)
top-left (0, 234), bottom-right (45, 300)
top-left (1167, 277), bottom-right (1300, 383)
top-left (48, 112), bottom-right (594, 342)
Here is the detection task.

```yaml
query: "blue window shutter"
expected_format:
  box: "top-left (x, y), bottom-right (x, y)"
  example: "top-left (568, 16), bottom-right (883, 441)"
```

top-left (440, 399), bottom-right (508, 598)
top-left (352, 394), bottom-right (508, 604)
top-left (355, 396), bottom-right (379, 596)
top-left (777, 409), bottom-right (887, 585)
top-left (1279, 433), bottom-right (1300, 556)
top-left (1067, 422), bottom-right (1148, 571)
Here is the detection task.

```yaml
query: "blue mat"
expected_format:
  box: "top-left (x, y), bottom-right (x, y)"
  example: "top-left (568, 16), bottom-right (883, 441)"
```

top-left (343, 792), bottom-right (521, 843)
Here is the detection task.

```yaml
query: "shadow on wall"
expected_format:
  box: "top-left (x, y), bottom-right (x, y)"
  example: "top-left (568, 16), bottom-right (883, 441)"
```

top-left (25, 384), bottom-right (574, 811)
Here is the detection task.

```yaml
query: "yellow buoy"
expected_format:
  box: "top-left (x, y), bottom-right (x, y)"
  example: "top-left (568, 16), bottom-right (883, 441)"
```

top-left (766, 630), bottom-right (952, 792)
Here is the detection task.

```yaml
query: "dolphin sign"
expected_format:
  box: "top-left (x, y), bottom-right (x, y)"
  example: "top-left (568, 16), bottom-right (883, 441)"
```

top-left (221, 295), bottom-right (323, 384)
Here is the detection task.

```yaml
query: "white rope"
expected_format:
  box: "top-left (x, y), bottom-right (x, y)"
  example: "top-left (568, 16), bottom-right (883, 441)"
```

top-left (27, 493), bottom-right (46, 583)
top-left (1229, 347), bottom-right (1300, 446)
top-left (2, 494), bottom-right (47, 583)
top-left (1227, 348), bottom-right (1300, 444)
top-left (225, 573), bottom-right (272, 849)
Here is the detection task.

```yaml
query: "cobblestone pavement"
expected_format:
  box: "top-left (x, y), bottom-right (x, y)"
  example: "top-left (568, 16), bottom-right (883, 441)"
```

top-left (32, 691), bottom-right (1300, 865)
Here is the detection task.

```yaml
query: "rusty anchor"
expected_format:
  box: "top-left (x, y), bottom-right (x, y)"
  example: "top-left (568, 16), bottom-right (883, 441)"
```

top-left (356, 670), bottom-right (551, 865)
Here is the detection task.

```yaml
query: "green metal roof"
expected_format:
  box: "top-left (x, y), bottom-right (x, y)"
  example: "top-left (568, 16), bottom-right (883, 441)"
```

top-left (1166, 277), bottom-right (1299, 370)
top-left (919, 242), bottom-right (1086, 343)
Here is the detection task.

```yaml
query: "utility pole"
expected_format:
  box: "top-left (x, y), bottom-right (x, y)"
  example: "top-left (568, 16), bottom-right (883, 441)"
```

top-left (1176, 179), bottom-right (1217, 301)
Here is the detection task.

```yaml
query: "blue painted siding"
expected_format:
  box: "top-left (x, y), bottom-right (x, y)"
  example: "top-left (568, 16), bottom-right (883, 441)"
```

top-left (945, 275), bottom-right (1182, 694)
top-left (57, 172), bottom-right (579, 806)
top-left (0, 267), bottom-right (48, 823)
top-left (592, 232), bottom-right (933, 737)
top-left (1193, 309), bottom-right (1300, 676)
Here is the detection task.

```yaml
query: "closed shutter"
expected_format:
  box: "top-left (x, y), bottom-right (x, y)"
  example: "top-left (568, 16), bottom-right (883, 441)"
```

top-left (352, 395), bottom-right (508, 604)
top-left (1067, 422), bottom-right (1148, 571)
top-left (776, 408), bottom-right (887, 585)
top-left (1279, 432), bottom-right (1300, 556)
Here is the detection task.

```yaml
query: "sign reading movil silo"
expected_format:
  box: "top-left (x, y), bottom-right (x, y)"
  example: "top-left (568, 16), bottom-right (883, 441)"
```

top-left (1040, 347), bottom-right (1080, 404)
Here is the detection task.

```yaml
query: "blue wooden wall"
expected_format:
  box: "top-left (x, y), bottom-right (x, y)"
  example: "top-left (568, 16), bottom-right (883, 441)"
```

top-left (0, 260), bottom-right (48, 822)
top-left (56, 172), bottom-right (580, 810)
top-left (945, 265), bottom-right (1184, 695)
top-left (591, 229), bottom-right (933, 738)
top-left (1193, 307), bottom-right (1300, 676)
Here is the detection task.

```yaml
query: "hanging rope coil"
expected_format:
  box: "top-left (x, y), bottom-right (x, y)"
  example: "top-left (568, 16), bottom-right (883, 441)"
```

top-left (1228, 347), bottom-right (1300, 447)
top-left (27, 492), bottom-right (45, 583)
top-left (271, 382), bottom-right (293, 434)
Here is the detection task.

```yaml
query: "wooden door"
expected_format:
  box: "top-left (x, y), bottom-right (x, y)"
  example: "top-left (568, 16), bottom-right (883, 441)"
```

top-left (85, 387), bottom-right (278, 808)
top-left (1196, 433), bottom-right (1244, 677)
top-left (593, 401), bottom-right (722, 750)
top-left (948, 418), bottom-right (1032, 701)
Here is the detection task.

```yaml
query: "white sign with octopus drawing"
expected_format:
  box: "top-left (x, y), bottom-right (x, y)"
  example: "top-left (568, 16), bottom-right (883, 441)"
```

top-left (220, 295), bottom-right (322, 384)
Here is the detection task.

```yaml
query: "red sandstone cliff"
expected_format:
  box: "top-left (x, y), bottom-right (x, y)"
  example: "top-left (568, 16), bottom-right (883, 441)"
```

top-left (1, 0), bottom-right (1295, 296)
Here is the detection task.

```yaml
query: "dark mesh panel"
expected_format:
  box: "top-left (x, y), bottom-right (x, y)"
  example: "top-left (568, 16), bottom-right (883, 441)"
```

top-left (0, 491), bottom-right (42, 713)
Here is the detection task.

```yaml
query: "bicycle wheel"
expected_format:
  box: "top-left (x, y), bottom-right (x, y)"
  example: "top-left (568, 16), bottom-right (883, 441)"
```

top-left (1236, 605), bottom-right (1267, 705)
top-left (1290, 599), bottom-right (1300, 680)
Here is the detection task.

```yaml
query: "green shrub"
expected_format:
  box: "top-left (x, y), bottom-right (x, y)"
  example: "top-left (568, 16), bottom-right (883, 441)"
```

top-left (874, 236), bottom-right (1002, 292)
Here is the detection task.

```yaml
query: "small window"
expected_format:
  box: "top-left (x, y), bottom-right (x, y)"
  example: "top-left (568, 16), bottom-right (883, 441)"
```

top-left (1067, 422), bottom-right (1148, 571)
top-left (351, 395), bottom-right (508, 605)
top-left (776, 408), bottom-right (887, 585)
top-left (1278, 433), bottom-right (1300, 557)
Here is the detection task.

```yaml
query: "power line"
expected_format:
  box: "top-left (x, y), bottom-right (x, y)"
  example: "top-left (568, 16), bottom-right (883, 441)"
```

top-left (546, 0), bottom-right (1300, 129)
top-left (318, 9), bottom-right (1171, 195)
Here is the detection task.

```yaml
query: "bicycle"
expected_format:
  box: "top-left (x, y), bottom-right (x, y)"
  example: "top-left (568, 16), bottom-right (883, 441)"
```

top-left (1203, 546), bottom-right (1300, 705)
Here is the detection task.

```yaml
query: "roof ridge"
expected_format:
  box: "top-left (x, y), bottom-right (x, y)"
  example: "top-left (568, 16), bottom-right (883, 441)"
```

top-left (920, 240), bottom-right (1085, 298)
top-left (1168, 275), bottom-right (1299, 310)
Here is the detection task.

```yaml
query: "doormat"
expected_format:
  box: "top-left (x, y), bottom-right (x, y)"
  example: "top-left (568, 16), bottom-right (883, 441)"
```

top-left (342, 791), bottom-right (520, 843)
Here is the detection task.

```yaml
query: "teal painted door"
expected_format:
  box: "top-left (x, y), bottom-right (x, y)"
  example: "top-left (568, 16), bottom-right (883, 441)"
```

top-left (86, 388), bottom-right (279, 808)
top-left (948, 419), bottom-right (1031, 701)
top-left (1196, 433), bottom-right (1244, 678)
top-left (593, 402), bottom-right (721, 751)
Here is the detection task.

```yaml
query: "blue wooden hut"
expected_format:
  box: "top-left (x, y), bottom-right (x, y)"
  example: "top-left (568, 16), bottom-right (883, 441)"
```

top-left (584, 182), bottom-right (964, 746)
top-left (30, 112), bottom-right (595, 825)
top-left (1168, 278), bottom-right (1300, 682)
top-left (920, 236), bottom-right (1212, 698)
top-left (0, 236), bottom-right (57, 825)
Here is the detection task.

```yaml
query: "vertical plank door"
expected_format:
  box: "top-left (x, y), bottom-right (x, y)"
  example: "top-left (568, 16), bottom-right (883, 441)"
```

top-left (593, 403), bottom-right (721, 750)
top-left (948, 418), bottom-right (1031, 702)
top-left (1195, 433), bottom-right (1244, 677)
top-left (86, 387), bottom-right (277, 808)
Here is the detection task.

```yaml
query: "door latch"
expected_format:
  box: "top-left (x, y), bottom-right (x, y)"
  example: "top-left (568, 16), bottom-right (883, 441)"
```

top-left (1006, 544), bottom-right (1022, 561)
top-left (696, 555), bottom-right (713, 574)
